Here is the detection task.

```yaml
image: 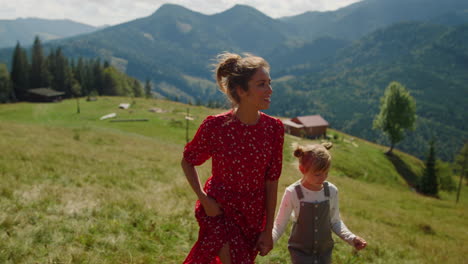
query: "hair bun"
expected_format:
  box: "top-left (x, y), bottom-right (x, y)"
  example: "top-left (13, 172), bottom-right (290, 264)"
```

top-left (294, 148), bottom-right (304, 158)
top-left (321, 142), bottom-right (333, 150)
top-left (217, 53), bottom-right (241, 78)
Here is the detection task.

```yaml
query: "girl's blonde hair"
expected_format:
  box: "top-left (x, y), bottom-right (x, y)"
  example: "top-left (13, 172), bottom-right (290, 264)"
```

top-left (293, 142), bottom-right (333, 173)
top-left (214, 52), bottom-right (270, 106)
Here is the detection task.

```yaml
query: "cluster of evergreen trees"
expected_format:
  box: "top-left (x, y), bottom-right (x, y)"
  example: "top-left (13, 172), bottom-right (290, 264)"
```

top-left (0, 36), bottom-right (146, 103)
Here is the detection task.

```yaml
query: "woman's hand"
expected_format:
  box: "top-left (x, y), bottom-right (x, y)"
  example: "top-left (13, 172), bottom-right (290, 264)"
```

top-left (199, 194), bottom-right (223, 217)
top-left (353, 236), bottom-right (367, 250)
top-left (256, 230), bottom-right (273, 256)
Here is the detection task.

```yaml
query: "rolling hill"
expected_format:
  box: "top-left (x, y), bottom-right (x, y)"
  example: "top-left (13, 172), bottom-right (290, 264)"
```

top-left (0, 97), bottom-right (466, 263)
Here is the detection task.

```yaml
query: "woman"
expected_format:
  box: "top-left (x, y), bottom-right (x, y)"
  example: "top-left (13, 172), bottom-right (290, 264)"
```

top-left (181, 52), bottom-right (284, 263)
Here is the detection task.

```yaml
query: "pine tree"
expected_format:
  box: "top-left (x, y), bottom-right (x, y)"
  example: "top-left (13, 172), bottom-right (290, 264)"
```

top-left (373, 81), bottom-right (416, 154)
top-left (48, 48), bottom-right (73, 96)
top-left (132, 79), bottom-right (144, 97)
top-left (419, 140), bottom-right (438, 196)
top-left (0, 64), bottom-right (13, 103)
top-left (30, 36), bottom-right (50, 88)
top-left (144, 78), bottom-right (152, 98)
top-left (74, 57), bottom-right (89, 96)
top-left (92, 59), bottom-right (104, 95)
top-left (10, 42), bottom-right (29, 101)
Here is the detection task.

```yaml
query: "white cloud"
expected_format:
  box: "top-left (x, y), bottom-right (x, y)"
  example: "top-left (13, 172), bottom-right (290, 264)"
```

top-left (0, 0), bottom-right (362, 26)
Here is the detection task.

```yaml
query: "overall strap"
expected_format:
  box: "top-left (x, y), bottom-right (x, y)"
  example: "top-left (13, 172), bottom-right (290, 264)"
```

top-left (323, 182), bottom-right (330, 197)
top-left (294, 184), bottom-right (304, 200)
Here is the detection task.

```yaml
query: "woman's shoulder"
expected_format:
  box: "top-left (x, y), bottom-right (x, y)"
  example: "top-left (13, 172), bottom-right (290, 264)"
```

top-left (261, 112), bottom-right (284, 128)
top-left (202, 110), bottom-right (234, 127)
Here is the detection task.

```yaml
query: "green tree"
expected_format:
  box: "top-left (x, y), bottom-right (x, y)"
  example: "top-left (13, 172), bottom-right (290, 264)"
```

top-left (455, 142), bottom-right (468, 203)
top-left (0, 64), bottom-right (13, 103)
top-left (373, 81), bottom-right (416, 153)
top-left (102, 67), bottom-right (123, 96)
top-left (419, 139), bottom-right (438, 196)
top-left (48, 47), bottom-right (73, 96)
top-left (144, 78), bottom-right (152, 98)
top-left (132, 79), bottom-right (144, 97)
top-left (10, 42), bottom-right (29, 101)
top-left (92, 59), bottom-right (104, 95)
top-left (437, 160), bottom-right (456, 192)
top-left (74, 57), bottom-right (91, 96)
top-left (30, 36), bottom-right (51, 88)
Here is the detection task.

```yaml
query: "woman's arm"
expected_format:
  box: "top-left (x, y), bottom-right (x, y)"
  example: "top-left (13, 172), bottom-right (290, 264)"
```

top-left (265, 179), bottom-right (279, 232)
top-left (181, 158), bottom-right (222, 216)
top-left (256, 179), bottom-right (278, 256)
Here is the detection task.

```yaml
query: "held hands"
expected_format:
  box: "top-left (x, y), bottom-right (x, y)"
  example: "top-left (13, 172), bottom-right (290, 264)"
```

top-left (199, 194), bottom-right (223, 217)
top-left (353, 236), bottom-right (367, 251)
top-left (255, 230), bottom-right (273, 256)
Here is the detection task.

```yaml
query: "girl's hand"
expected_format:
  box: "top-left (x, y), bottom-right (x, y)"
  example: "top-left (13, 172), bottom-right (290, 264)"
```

top-left (199, 194), bottom-right (223, 217)
top-left (353, 236), bottom-right (367, 250)
top-left (256, 230), bottom-right (273, 256)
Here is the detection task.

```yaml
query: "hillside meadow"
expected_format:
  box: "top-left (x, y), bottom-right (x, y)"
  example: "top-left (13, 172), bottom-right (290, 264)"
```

top-left (0, 97), bottom-right (466, 263)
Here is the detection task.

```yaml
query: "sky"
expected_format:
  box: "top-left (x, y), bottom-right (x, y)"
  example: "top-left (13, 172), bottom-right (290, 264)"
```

top-left (0, 0), bottom-right (362, 27)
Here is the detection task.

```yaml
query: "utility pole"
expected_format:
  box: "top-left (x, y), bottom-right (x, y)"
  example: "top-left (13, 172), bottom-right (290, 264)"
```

top-left (456, 154), bottom-right (467, 203)
top-left (185, 108), bottom-right (194, 143)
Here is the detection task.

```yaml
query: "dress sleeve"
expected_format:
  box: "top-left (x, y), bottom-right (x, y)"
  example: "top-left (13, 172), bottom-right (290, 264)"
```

top-left (183, 116), bottom-right (215, 166)
top-left (265, 119), bottom-right (285, 181)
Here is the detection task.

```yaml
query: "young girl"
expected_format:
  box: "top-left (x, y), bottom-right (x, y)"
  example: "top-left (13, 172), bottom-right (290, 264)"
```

top-left (272, 143), bottom-right (366, 264)
top-left (182, 52), bottom-right (284, 263)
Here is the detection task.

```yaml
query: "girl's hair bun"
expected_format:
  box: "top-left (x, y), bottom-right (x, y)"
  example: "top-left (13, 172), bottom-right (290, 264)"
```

top-left (321, 142), bottom-right (333, 150)
top-left (294, 148), bottom-right (304, 158)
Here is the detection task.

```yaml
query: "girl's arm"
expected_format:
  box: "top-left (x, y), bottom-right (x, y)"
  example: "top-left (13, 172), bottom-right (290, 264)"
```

top-left (256, 179), bottom-right (278, 256)
top-left (272, 188), bottom-right (293, 243)
top-left (181, 158), bottom-right (222, 216)
top-left (330, 189), bottom-right (356, 246)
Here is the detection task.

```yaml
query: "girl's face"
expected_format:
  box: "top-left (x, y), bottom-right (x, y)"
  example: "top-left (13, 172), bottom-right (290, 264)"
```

top-left (238, 67), bottom-right (272, 110)
top-left (301, 165), bottom-right (329, 186)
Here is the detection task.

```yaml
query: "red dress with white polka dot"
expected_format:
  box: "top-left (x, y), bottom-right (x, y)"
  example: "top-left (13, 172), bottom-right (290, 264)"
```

top-left (183, 110), bottom-right (284, 264)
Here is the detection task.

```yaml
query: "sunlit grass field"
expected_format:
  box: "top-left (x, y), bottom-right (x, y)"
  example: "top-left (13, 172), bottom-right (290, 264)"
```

top-left (0, 97), bottom-right (466, 263)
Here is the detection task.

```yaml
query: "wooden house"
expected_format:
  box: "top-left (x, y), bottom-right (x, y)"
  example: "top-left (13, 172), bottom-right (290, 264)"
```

top-left (283, 115), bottom-right (329, 138)
top-left (27, 88), bottom-right (65, 102)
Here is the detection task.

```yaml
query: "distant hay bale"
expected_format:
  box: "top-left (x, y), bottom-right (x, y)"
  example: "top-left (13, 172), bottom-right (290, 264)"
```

top-left (149, 107), bottom-right (166, 113)
top-left (119, 103), bottom-right (130, 109)
top-left (100, 113), bottom-right (117, 120)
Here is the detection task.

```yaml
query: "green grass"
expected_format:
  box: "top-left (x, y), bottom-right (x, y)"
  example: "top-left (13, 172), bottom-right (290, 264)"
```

top-left (0, 97), bottom-right (466, 263)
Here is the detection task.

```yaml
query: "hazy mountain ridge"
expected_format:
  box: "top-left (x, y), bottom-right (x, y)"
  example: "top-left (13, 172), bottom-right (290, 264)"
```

top-left (0, 18), bottom-right (99, 48)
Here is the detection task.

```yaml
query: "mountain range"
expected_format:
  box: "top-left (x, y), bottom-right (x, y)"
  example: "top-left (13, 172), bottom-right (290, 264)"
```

top-left (0, 18), bottom-right (100, 48)
top-left (0, 0), bottom-right (467, 160)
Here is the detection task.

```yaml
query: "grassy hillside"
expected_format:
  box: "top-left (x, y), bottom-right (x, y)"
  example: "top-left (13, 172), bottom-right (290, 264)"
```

top-left (0, 97), bottom-right (466, 263)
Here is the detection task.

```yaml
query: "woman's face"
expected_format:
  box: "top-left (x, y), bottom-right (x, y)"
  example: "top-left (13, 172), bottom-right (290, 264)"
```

top-left (239, 67), bottom-right (272, 110)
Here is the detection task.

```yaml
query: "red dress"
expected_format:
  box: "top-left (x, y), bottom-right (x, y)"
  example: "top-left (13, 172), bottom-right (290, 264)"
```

top-left (183, 110), bottom-right (284, 264)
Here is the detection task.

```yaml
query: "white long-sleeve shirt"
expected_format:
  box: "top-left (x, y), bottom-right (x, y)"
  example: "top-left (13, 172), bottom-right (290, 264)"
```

top-left (272, 181), bottom-right (356, 245)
